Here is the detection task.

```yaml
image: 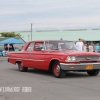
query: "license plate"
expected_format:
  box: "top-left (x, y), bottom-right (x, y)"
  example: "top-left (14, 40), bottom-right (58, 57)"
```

top-left (86, 65), bottom-right (93, 69)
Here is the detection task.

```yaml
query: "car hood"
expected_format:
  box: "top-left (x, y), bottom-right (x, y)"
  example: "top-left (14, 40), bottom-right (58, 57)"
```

top-left (49, 50), bottom-right (100, 56)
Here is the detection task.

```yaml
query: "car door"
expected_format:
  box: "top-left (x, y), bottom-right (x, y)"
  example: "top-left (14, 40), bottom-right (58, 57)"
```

top-left (22, 42), bottom-right (34, 67)
top-left (30, 42), bottom-right (46, 69)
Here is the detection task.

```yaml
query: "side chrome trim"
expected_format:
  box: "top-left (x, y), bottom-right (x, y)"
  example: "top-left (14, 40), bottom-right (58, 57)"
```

top-left (8, 57), bottom-right (45, 62)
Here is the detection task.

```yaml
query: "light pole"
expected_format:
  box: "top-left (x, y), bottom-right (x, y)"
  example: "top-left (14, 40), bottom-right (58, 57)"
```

top-left (31, 23), bottom-right (32, 41)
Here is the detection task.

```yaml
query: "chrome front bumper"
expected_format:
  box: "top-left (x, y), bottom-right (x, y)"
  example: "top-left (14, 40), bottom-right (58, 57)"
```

top-left (60, 63), bottom-right (100, 70)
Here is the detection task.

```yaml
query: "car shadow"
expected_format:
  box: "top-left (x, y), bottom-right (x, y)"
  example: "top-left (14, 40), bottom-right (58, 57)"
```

top-left (65, 71), bottom-right (89, 78)
top-left (10, 68), bottom-right (90, 78)
top-left (27, 68), bottom-right (53, 76)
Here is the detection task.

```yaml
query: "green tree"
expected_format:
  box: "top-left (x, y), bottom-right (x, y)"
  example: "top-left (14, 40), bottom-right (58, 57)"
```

top-left (0, 32), bottom-right (22, 38)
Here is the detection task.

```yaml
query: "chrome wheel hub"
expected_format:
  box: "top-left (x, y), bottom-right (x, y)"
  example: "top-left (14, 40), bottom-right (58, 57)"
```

top-left (56, 65), bottom-right (60, 72)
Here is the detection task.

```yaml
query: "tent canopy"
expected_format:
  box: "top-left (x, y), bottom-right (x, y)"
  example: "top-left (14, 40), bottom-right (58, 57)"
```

top-left (0, 38), bottom-right (25, 44)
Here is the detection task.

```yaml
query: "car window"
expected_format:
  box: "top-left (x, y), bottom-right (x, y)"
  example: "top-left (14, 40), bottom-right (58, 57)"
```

top-left (26, 42), bottom-right (34, 51)
top-left (34, 42), bottom-right (44, 51)
top-left (45, 41), bottom-right (76, 50)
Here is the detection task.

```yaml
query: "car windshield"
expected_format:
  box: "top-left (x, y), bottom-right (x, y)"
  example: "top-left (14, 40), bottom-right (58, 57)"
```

top-left (45, 40), bottom-right (77, 50)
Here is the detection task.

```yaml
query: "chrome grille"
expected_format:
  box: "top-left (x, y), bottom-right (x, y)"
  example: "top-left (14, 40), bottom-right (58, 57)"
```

top-left (76, 56), bottom-right (99, 61)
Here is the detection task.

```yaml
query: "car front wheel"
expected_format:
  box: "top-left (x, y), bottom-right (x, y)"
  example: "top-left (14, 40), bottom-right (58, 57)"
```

top-left (18, 62), bottom-right (28, 72)
top-left (52, 61), bottom-right (66, 78)
top-left (87, 70), bottom-right (100, 76)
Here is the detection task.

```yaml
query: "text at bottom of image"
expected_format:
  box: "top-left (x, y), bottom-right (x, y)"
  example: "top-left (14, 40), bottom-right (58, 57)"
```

top-left (0, 87), bottom-right (32, 93)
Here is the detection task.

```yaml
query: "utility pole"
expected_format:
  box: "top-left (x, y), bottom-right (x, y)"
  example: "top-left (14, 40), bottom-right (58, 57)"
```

top-left (31, 23), bottom-right (32, 41)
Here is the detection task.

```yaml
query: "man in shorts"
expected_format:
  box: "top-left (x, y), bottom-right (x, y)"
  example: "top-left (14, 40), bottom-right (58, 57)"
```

top-left (76, 38), bottom-right (84, 51)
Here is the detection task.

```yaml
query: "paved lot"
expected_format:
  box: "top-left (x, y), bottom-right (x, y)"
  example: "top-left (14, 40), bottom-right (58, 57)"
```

top-left (0, 57), bottom-right (100, 100)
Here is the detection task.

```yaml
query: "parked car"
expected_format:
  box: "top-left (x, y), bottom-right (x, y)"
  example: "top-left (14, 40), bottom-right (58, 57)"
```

top-left (7, 40), bottom-right (100, 78)
top-left (0, 50), bottom-right (3, 56)
top-left (0, 44), bottom-right (16, 57)
top-left (0, 45), bottom-right (3, 56)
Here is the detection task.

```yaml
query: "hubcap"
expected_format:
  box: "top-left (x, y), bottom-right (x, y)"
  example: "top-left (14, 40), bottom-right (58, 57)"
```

top-left (56, 65), bottom-right (60, 72)
top-left (54, 63), bottom-right (61, 76)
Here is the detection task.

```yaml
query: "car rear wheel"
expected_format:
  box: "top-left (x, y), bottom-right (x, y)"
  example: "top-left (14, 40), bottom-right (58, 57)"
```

top-left (87, 70), bottom-right (100, 76)
top-left (18, 62), bottom-right (28, 72)
top-left (52, 61), bottom-right (66, 78)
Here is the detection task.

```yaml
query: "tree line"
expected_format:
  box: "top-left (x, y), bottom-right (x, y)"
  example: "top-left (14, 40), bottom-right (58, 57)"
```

top-left (0, 32), bottom-right (22, 37)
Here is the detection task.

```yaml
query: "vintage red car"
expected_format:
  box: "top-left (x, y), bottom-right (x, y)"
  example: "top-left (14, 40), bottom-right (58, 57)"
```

top-left (7, 40), bottom-right (100, 78)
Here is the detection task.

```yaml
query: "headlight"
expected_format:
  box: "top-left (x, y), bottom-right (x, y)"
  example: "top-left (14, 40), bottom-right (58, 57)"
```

top-left (67, 56), bottom-right (71, 61)
top-left (72, 56), bottom-right (76, 61)
top-left (66, 56), bottom-right (76, 61)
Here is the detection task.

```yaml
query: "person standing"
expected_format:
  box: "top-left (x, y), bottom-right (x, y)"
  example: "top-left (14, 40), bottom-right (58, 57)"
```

top-left (94, 43), bottom-right (100, 53)
top-left (88, 43), bottom-right (94, 52)
top-left (83, 43), bottom-right (87, 52)
top-left (76, 38), bottom-right (84, 51)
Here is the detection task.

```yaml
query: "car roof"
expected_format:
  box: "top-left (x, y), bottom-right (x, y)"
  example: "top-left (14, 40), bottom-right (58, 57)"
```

top-left (29, 40), bottom-right (73, 42)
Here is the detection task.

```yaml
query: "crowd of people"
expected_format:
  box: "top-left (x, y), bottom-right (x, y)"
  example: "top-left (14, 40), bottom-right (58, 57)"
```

top-left (75, 38), bottom-right (100, 53)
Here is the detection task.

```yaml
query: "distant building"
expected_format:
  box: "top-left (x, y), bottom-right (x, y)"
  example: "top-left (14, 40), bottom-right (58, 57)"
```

top-left (15, 29), bottom-right (100, 43)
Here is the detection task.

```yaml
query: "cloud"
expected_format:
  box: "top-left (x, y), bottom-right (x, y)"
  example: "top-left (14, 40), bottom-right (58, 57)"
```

top-left (1, 0), bottom-right (99, 15)
top-left (1, 15), bottom-right (100, 32)
top-left (0, 0), bottom-right (100, 32)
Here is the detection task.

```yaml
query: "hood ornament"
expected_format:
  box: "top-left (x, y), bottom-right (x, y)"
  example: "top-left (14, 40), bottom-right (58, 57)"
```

top-left (86, 57), bottom-right (91, 60)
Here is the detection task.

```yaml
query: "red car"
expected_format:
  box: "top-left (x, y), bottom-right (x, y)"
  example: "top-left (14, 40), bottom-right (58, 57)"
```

top-left (8, 40), bottom-right (100, 78)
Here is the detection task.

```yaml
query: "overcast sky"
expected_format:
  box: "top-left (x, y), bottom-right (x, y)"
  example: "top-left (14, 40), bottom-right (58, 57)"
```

top-left (0, 0), bottom-right (100, 32)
